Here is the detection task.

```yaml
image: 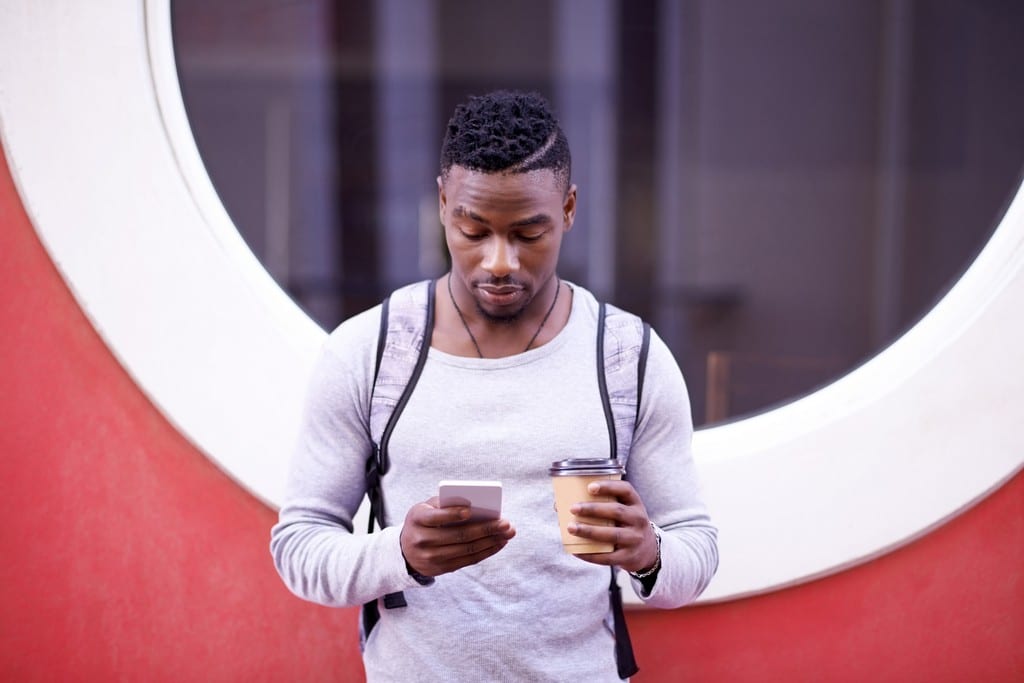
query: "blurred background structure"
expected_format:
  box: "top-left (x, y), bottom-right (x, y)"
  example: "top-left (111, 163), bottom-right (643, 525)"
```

top-left (175, 0), bottom-right (1024, 425)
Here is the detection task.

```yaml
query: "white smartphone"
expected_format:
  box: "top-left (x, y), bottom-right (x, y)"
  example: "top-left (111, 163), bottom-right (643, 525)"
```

top-left (438, 480), bottom-right (502, 523)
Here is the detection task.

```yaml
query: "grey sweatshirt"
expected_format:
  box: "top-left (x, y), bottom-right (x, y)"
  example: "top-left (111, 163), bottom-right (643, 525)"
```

top-left (271, 284), bottom-right (718, 682)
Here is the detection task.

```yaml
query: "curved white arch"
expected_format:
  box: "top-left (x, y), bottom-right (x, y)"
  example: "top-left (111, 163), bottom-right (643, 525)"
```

top-left (0, 2), bottom-right (323, 508)
top-left (0, 1), bottom-right (1021, 602)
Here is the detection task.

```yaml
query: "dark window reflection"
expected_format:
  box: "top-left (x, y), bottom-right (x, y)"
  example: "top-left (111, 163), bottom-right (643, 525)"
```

top-left (172, 0), bottom-right (1024, 426)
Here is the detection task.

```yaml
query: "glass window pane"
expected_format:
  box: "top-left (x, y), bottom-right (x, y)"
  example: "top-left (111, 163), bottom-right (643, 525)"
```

top-left (173, 0), bottom-right (1024, 426)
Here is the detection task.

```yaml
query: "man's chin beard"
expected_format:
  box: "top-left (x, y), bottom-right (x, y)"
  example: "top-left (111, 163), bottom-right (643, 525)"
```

top-left (474, 299), bottom-right (527, 325)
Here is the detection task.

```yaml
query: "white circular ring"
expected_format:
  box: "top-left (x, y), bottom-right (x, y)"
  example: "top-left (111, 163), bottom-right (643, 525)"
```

top-left (0, 1), bottom-right (1021, 602)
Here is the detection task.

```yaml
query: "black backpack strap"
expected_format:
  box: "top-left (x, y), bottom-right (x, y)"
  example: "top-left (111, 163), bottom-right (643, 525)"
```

top-left (636, 322), bottom-right (651, 425)
top-left (366, 292), bottom-right (392, 537)
top-left (361, 293), bottom-right (396, 644)
top-left (599, 301), bottom-right (649, 468)
top-left (596, 302), bottom-right (618, 461)
top-left (366, 279), bottom-right (436, 532)
top-left (609, 568), bottom-right (639, 679)
top-left (376, 278), bottom-right (436, 489)
top-left (597, 300), bottom-right (645, 679)
top-left (361, 279), bottom-right (436, 645)
top-left (372, 294), bottom-right (390, 388)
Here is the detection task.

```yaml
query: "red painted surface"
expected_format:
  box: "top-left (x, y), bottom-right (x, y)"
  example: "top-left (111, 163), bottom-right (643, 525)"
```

top-left (0, 151), bottom-right (361, 681)
top-left (629, 473), bottom-right (1024, 682)
top-left (1, 145), bottom-right (1022, 681)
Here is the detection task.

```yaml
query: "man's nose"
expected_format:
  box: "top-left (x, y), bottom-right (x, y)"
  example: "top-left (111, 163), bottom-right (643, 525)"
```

top-left (482, 238), bottom-right (519, 277)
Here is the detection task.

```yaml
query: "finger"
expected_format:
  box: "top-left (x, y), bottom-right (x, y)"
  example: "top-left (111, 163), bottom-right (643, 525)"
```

top-left (434, 539), bottom-right (510, 574)
top-left (459, 538), bottom-right (511, 566)
top-left (568, 520), bottom-right (624, 543)
top-left (567, 521), bottom-right (653, 562)
top-left (413, 519), bottom-right (515, 558)
top-left (437, 518), bottom-right (514, 545)
top-left (571, 527), bottom-right (658, 574)
top-left (568, 524), bottom-right (643, 568)
top-left (585, 479), bottom-right (641, 504)
top-left (568, 501), bottom-right (636, 525)
top-left (429, 528), bottom-right (515, 568)
top-left (572, 549), bottom-right (622, 566)
top-left (413, 502), bottom-right (472, 528)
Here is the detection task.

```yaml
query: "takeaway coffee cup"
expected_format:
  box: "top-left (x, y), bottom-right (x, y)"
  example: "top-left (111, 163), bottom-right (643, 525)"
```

top-left (549, 457), bottom-right (624, 554)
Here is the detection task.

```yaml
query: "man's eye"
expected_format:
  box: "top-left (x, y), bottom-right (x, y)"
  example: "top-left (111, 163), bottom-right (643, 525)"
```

top-left (460, 230), bottom-right (487, 241)
top-left (518, 233), bottom-right (544, 242)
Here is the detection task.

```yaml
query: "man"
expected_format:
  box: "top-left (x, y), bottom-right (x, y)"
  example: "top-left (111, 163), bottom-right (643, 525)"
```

top-left (271, 90), bottom-right (718, 681)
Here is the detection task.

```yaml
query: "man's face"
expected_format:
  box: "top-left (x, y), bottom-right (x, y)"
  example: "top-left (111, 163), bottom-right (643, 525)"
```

top-left (438, 166), bottom-right (576, 322)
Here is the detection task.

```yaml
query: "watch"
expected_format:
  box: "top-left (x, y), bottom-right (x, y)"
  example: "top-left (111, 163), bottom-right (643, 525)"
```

top-left (405, 560), bottom-right (435, 586)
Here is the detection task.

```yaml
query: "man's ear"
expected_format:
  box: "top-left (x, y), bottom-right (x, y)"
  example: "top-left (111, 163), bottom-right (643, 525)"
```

top-left (563, 183), bottom-right (578, 232)
top-left (437, 176), bottom-right (446, 224)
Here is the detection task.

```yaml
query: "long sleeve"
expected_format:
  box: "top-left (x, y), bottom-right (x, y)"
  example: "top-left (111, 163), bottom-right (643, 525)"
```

top-left (625, 330), bottom-right (719, 607)
top-left (269, 308), bottom-right (424, 607)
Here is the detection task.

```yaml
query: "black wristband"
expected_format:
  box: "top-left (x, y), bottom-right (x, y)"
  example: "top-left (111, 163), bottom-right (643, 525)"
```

top-left (405, 559), bottom-right (435, 586)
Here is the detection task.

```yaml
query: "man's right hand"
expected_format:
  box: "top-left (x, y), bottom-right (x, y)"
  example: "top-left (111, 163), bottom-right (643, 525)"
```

top-left (400, 497), bottom-right (516, 578)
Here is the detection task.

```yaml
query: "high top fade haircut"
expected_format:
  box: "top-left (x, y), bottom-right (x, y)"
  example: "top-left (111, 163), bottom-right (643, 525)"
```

top-left (440, 90), bottom-right (572, 193)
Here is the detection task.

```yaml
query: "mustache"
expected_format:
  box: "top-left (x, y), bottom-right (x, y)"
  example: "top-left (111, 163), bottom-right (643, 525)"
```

top-left (475, 277), bottom-right (526, 288)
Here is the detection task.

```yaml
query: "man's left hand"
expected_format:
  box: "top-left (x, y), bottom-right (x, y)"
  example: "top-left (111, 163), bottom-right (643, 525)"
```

top-left (568, 479), bottom-right (658, 573)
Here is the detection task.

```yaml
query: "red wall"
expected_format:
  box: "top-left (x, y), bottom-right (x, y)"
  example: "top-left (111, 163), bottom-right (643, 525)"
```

top-left (0, 150), bottom-right (359, 680)
top-left (1, 146), bottom-right (1021, 681)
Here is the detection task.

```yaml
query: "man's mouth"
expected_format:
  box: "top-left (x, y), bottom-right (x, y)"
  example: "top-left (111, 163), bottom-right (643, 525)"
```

top-left (477, 283), bottom-right (525, 307)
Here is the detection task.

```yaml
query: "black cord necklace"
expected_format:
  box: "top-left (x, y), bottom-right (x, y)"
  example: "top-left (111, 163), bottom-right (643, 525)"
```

top-left (447, 275), bottom-right (561, 358)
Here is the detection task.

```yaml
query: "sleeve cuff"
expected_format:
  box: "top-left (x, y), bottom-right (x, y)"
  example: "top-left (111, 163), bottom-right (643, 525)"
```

top-left (380, 525), bottom-right (435, 591)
